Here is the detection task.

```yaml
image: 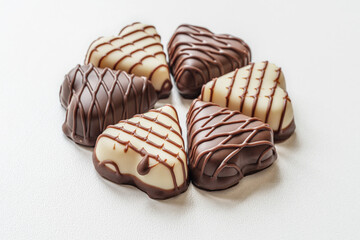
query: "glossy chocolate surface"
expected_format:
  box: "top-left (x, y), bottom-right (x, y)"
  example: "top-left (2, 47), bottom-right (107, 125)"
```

top-left (187, 100), bottom-right (277, 190)
top-left (168, 24), bottom-right (251, 98)
top-left (60, 64), bottom-right (158, 146)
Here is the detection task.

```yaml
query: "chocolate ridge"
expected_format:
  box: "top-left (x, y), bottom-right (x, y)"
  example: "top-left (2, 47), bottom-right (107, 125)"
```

top-left (190, 151), bottom-right (276, 191)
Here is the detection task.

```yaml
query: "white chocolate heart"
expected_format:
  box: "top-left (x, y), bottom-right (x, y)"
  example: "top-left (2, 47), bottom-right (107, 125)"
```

top-left (85, 22), bottom-right (171, 98)
top-left (200, 61), bottom-right (295, 139)
top-left (93, 105), bottom-right (188, 199)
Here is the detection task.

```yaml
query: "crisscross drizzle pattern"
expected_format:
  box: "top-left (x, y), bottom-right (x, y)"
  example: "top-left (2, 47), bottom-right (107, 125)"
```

top-left (61, 64), bottom-right (157, 146)
top-left (187, 100), bottom-right (277, 190)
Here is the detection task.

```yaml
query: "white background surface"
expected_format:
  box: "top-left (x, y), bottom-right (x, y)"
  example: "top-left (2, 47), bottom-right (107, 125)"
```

top-left (1, 0), bottom-right (360, 239)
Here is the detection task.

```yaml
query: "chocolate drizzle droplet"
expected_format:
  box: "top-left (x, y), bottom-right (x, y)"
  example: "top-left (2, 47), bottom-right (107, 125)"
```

top-left (137, 149), bottom-right (150, 175)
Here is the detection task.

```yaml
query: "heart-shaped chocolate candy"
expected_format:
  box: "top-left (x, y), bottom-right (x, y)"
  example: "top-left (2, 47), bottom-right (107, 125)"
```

top-left (200, 61), bottom-right (295, 141)
top-left (93, 105), bottom-right (188, 199)
top-left (187, 99), bottom-right (277, 190)
top-left (168, 24), bottom-right (251, 98)
top-left (61, 64), bottom-right (158, 146)
top-left (85, 22), bottom-right (171, 98)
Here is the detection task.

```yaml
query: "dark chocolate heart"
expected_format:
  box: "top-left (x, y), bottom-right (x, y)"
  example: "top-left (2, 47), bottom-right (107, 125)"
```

top-left (187, 99), bottom-right (277, 191)
top-left (60, 64), bottom-right (158, 146)
top-left (168, 24), bottom-right (251, 98)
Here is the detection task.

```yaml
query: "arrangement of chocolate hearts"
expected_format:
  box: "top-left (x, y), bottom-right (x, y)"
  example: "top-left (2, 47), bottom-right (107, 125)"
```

top-left (60, 22), bottom-right (296, 199)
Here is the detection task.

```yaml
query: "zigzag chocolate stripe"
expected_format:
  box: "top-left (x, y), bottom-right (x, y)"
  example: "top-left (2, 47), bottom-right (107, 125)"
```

top-left (168, 24), bottom-right (251, 98)
top-left (85, 22), bottom-right (172, 98)
top-left (61, 64), bottom-right (158, 146)
top-left (200, 61), bottom-right (295, 141)
top-left (187, 100), bottom-right (277, 190)
top-left (93, 105), bottom-right (188, 199)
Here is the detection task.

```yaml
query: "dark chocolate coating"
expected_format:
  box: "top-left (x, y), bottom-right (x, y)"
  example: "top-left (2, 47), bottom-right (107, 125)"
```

top-left (60, 64), bottom-right (158, 146)
top-left (187, 100), bottom-right (277, 191)
top-left (274, 119), bottom-right (296, 142)
top-left (93, 155), bottom-right (189, 200)
top-left (168, 24), bottom-right (251, 98)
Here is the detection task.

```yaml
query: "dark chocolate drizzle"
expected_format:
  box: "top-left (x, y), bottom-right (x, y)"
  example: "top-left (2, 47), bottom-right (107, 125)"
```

top-left (85, 22), bottom-right (172, 99)
top-left (250, 61), bottom-right (269, 117)
top-left (200, 61), bottom-right (295, 141)
top-left (168, 24), bottom-right (251, 98)
top-left (61, 64), bottom-right (158, 146)
top-left (186, 99), bottom-right (277, 191)
top-left (93, 105), bottom-right (189, 199)
top-left (137, 149), bottom-right (150, 175)
top-left (239, 62), bottom-right (255, 112)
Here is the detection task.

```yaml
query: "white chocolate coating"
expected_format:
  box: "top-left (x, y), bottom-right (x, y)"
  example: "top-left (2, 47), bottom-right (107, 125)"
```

top-left (94, 105), bottom-right (187, 190)
top-left (85, 22), bottom-right (170, 93)
top-left (200, 61), bottom-right (294, 132)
